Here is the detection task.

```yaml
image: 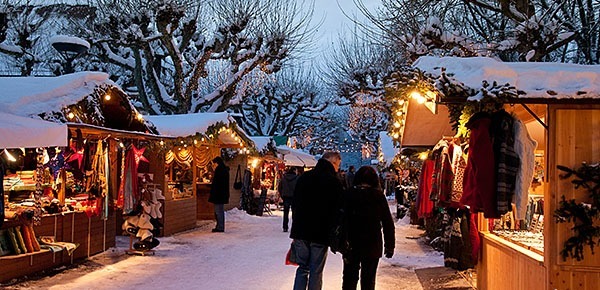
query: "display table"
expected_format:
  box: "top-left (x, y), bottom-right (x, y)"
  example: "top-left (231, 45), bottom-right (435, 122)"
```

top-left (0, 211), bottom-right (115, 283)
top-left (477, 233), bottom-right (546, 290)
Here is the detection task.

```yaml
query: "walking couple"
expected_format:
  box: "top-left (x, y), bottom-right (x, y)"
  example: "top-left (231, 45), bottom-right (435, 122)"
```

top-left (289, 151), bottom-right (396, 290)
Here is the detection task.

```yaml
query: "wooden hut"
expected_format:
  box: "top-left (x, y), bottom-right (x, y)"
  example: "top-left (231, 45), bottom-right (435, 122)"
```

top-left (145, 113), bottom-right (254, 234)
top-left (406, 56), bottom-right (600, 290)
top-left (0, 72), bottom-right (159, 283)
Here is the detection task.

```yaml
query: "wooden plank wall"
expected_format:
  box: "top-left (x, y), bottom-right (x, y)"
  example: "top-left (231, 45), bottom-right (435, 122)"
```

top-left (225, 155), bottom-right (247, 211)
top-left (547, 106), bottom-right (600, 290)
top-left (163, 198), bottom-right (197, 236)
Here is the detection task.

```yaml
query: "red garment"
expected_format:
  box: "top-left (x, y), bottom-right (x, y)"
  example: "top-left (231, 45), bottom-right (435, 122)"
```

top-left (461, 113), bottom-right (499, 218)
top-left (469, 212), bottom-right (480, 263)
top-left (417, 159), bottom-right (435, 218)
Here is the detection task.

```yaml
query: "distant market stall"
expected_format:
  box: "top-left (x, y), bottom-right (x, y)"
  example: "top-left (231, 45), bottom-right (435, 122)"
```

top-left (243, 137), bottom-right (285, 215)
top-left (396, 56), bottom-right (600, 290)
top-left (0, 72), bottom-right (160, 282)
top-left (276, 145), bottom-right (317, 168)
top-left (146, 113), bottom-right (254, 228)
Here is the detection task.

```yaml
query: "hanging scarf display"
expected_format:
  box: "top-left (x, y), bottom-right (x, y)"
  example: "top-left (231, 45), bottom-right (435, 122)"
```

top-left (117, 144), bottom-right (148, 214)
top-left (87, 141), bottom-right (109, 219)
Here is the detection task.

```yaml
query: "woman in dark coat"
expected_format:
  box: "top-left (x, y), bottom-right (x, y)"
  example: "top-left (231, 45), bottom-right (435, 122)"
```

top-left (209, 156), bottom-right (229, 232)
top-left (342, 166), bottom-right (395, 290)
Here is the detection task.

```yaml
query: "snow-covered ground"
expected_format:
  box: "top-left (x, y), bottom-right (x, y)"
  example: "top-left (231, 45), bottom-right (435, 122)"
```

top-left (4, 205), bottom-right (444, 290)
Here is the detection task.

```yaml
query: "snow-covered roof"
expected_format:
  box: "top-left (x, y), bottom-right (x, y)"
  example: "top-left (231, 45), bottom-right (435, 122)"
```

top-left (145, 112), bottom-right (231, 137)
top-left (49, 35), bottom-right (91, 49)
top-left (0, 72), bottom-right (114, 117)
top-left (379, 131), bottom-right (399, 166)
top-left (145, 112), bottom-right (254, 148)
top-left (413, 56), bottom-right (600, 100)
top-left (249, 136), bottom-right (273, 152)
top-left (0, 112), bottom-right (68, 148)
top-left (276, 145), bottom-right (317, 167)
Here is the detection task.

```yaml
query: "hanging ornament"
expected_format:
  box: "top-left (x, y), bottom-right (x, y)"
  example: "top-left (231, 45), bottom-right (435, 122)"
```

top-left (132, 144), bottom-right (149, 166)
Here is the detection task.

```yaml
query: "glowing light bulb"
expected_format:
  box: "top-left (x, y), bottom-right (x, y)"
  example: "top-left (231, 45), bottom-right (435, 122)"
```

top-left (410, 91), bottom-right (426, 104)
top-left (104, 94), bottom-right (111, 101)
top-left (67, 112), bottom-right (75, 119)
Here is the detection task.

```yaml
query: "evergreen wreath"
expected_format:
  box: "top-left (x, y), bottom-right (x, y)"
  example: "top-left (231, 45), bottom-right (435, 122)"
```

top-left (554, 162), bottom-right (600, 261)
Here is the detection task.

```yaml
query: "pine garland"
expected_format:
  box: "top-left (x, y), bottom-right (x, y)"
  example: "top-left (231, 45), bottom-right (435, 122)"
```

top-left (554, 162), bottom-right (600, 261)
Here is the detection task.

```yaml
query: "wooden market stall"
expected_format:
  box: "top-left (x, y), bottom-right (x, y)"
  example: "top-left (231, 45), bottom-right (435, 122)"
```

top-left (410, 56), bottom-right (600, 290)
top-left (0, 72), bottom-right (157, 283)
top-left (146, 113), bottom-right (254, 234)
top-left (244, 137), bottom-right (287, 215)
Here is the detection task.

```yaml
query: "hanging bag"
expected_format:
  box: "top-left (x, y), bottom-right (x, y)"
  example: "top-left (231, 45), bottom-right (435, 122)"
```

top-left (233, 165), bottom-right (243, 190)
top-left (285, 242), bottom-right (298, 266)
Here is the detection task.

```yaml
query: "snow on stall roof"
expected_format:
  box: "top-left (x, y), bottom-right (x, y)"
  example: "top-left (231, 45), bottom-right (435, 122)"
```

top-left (379, 131), bottom-right (399, 165)
top-left (0, 112), bottom-right (68, 148)
top-left (145, 112), bottom-right (231, 137)
top-left (249, 136), bottom-right (273, 152)
top-left (0, 72), bottom-right (113, 117)
top-left (277, 145), bottom-right (318, 167)
top-left (49, 35), bottom-right (91, 49)
top-left (413, 56), bottom-right (600, 99)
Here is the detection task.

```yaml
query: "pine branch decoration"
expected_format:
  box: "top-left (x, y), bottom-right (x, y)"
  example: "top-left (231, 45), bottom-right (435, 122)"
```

top-left (554, 162), bottom-right (600, 261)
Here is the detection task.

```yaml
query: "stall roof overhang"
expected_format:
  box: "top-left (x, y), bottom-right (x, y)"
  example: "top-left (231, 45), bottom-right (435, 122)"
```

top-left (145, 112), bottom-right (252, 148)
top-left (402, 98), bottom-right (455, 147)
top-left (0, 112), bottom-right (68, 148)
top-left (276, 145), bottom-right (317, 167)
top-left (413, 56), bottom-right (600, 104)
top-left (67, 122), bottom-right (167, 141)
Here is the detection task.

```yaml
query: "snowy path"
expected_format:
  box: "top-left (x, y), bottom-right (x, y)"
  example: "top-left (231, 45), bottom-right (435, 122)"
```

top-left (6, 207), bottom-right (443, 290)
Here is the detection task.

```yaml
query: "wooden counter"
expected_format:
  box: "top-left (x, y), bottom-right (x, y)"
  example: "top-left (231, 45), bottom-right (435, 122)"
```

top-left (0, 211), bottom-right (115, 283)
top-left (477, 233), bottom-right (546, 290)
top-left (163, 197), bottom-right (197, 236)
top-left (196, 183), bottom-right (214, 220)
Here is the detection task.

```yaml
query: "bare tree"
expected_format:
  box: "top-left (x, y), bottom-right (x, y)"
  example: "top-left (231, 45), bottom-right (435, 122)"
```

top-left (354, 0), bottom-right (598, 63)
top-left (233, 64), bottom-right (328, 136)
top-left (87, 0), bottom-right (318, 115)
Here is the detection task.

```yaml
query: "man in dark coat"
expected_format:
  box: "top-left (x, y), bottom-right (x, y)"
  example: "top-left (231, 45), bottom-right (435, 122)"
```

top-left (278, 166), bottom-right (298, 232)
top-left (209, 156), bottom-right (229, 232)
top-left (290, 151), bottom-right (343, 290)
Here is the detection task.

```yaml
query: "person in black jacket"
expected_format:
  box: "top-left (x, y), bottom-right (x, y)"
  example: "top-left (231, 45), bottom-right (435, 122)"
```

top-left (342, 166), bottom-right (395, 290)
top-left (290, 151), bottom-right (343, 290)
top-left (209, 156), bottom-right (229, 232)
top-left (278, 166), bottom-right (298, 232)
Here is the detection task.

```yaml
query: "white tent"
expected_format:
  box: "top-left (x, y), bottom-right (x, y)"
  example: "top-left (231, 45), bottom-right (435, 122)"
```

top-left (276, 145), bottom-right (317, 167)
top-left (0, 112), bottom-right (68, 149)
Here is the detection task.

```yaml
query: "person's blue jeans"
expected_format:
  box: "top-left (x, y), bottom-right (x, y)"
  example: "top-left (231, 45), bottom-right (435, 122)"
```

top-left (214, 203), bottom-right (225, 231)
top-left (293, 239), bottom-right (328, 290)
top-left (282, 197), bottom-right (293, 231)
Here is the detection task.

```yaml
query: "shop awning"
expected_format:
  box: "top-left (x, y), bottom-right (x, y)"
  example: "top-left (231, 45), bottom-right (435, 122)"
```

top-left (401, 98), bottom-right (455, 147)
top-left (0, 112), bottom-right (68, 148)
top-left (276, 146), bottom-right (317, 167)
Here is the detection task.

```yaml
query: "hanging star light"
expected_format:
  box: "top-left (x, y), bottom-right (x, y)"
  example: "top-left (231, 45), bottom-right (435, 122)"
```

top-left (132, 144), bottom-right (149, 166)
